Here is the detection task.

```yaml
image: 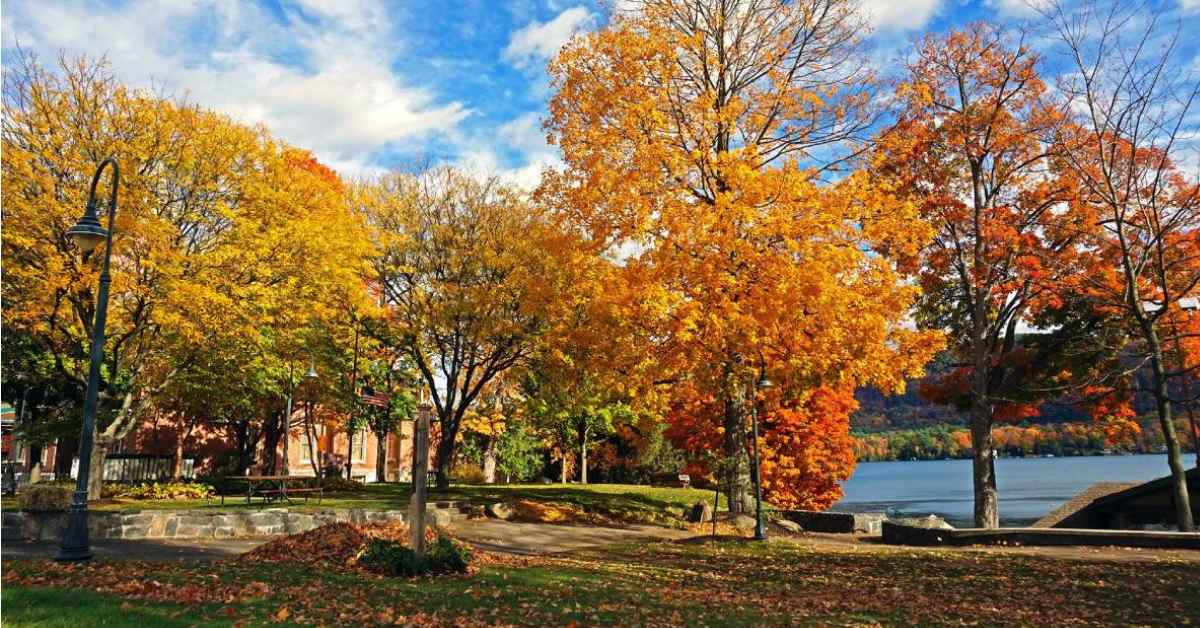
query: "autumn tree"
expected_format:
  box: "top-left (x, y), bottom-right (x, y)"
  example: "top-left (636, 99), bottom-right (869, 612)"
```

top-left (545, 0), bottom-right (942, 511)
top-left (359, 167), bottom-right (570, 490)
top-left (874, 24), bottom-right (1098, 527)
top-left (461, 375), bottom-right (525, 484)
top-left (1, 54), bottom-right (368, 497)
top-left (1041, 0), bottom-right (1199, 529)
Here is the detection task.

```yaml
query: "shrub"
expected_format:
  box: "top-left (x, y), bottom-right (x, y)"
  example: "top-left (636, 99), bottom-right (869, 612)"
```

top-left (450, 463), bottom-right (486, 485)
top-left (103, 481), bottom-right (214, 500)
top-left (360, 536), bottom-right (471, 577)
top-left (313, 476), bottom-right (364, 493)
top-left (18, 483), bottom-right (73, 511)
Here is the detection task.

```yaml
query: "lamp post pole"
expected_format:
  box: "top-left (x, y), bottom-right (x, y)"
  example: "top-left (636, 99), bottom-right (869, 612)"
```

top-left (57, 157), bottom-right (120, 562)
top-left (751, 364), bottom-right (774, 542)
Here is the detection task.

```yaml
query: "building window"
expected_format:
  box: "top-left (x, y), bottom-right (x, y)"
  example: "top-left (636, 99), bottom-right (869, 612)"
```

top-left (300, 433), bottom-right (315, 462)
top-left (354, 429), bottom-right (368, 462)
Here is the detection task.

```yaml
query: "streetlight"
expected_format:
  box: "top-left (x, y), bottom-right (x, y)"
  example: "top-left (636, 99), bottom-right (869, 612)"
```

top-left (751, 369), bottom-right (773, 542)
top-left (56, 157), bottom-right (120, 562)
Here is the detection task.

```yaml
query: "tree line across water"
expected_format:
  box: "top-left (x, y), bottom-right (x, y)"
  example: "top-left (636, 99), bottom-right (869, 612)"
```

top-left (2, 0), bottom-right (1197, 531)
top-left (852, 418), bottom-right (1193, 463)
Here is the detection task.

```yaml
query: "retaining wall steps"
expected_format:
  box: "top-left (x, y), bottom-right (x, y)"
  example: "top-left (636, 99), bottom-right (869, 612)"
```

top-left (4, 503), bottom-right (473, 542)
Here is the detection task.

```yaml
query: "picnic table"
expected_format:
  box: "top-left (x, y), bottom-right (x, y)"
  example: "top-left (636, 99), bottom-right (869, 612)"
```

top-left (219, 475), bottom-right (323, 506)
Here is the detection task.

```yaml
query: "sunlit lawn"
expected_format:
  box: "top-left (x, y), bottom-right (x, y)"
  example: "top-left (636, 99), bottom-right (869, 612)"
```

top-left (77, 482), bottom-right (724, 527)
top-left (4, 538), bottom-right (1197, 626)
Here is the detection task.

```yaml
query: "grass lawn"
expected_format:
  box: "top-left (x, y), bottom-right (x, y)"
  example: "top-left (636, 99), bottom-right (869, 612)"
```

top-left (3, 538), bottom-right (1197, 626)
top-left (81, 482), bottom-right (725, 527)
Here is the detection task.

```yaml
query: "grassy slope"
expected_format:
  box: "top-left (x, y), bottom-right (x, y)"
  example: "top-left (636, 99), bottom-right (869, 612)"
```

top-left (4, 539), bottom-right (1198, 626)
top-left (80, 483), bottom-right (725, 527)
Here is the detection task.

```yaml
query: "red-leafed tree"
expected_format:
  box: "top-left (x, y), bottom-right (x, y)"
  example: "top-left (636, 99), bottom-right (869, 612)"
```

top-left (1043, 0), bottom-right (1199, 529)
top-left (875, 24), bottom-right (1090, 528)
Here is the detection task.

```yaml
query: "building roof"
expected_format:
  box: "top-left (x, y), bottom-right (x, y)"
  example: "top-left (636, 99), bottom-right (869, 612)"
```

top-left (1090, 467), bottom-right (1199, 508)
top-left (1034, 482), bottom-right (1139, 528)
top-left (1034, 468), bottom-right (1200, 528)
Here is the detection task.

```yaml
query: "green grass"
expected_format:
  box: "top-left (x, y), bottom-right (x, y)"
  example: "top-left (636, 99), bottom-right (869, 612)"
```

top-left (1, 586), bottom-right (228, 627)
top-left (83, 482), bottom-right (724, 527)
top-left (4, 539), bottom-right (1197, 626)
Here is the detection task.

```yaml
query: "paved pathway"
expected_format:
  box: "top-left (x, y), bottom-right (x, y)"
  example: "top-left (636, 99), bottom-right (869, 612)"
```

top-left (1, 520), bottom-right (694, 561)
top-left (1, 538), bottom-right (266, 562)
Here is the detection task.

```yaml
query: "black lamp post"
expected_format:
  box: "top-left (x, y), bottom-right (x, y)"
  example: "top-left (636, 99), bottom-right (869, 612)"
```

top-left (751, 369), bottom-right (773, 541)
top-left (56, 157), bottom-right (120, 562)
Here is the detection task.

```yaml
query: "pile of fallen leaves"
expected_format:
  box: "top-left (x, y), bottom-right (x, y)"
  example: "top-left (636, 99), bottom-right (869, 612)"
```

top-left (511, 499), bottom-right (609, 525)
top-left (238, 522), bottom-right (435, 569)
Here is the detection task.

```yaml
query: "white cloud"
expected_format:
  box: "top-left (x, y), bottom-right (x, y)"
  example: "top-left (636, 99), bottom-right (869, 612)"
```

top-left (503, 6), bottom-right (594, 70)
top-left (859, 0), bottom-right (942, 32)
top-left (984, 0), bottom-right (1052, 18)
top-left (1, 0), bottom-right (469, 176)
top-left (454, 112), bottom-right (560, 190)
top-left (1182, 0), bottom-right (1200, 11)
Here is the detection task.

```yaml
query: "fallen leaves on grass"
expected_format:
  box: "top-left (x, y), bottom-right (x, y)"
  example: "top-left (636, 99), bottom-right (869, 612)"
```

top-left (2, 562), bottom-right (271, 605)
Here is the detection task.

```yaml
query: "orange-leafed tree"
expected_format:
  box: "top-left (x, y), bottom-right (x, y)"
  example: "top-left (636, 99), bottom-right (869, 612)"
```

top-left (545, 0), bottom-right (942, 512)
top-left (1, 54), bottom-right (369, 497)
top-left (874, 24), bottom-right (1094, 527)
top-left (1043, 0), bottom-right (1200, 529)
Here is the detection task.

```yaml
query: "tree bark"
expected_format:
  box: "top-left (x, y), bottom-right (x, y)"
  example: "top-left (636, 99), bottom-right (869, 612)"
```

top-left (172, 434), bottom-right (185, 481)
top-left (87, 439), bottom-right (108, 501)
top-left (723, 363), bottom-right (750, 514)
top-left (1147, 335), bottom-right (1195, 531)
top-left (482, 436), bottom-right (497, 484)
top-left (969, 412), bottom-right (999, 529)
top-left (27, 444), bottom-right (43, 484)
top-left (375, 431), bottom-right (387, 483)
top-left (579, 432), bottom-right (588, 484)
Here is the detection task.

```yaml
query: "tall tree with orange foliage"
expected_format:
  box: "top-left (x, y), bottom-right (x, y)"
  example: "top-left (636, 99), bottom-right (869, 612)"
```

top-left (874, 24), bottom-right (1091, 527)
top-left (1, 54), bottom-right (369, 497)
top-left (545, 0), bottom-right (941, 511)
top-left (1042, 0), bottom-right (1199, 529)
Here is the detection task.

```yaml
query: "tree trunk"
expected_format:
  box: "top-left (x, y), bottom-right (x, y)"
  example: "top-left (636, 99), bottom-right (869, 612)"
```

top-left (375, 431), bottom-right (387, 483)
top-left (87, 439), bottom-right (108, 501)
top-left (434, 431), bottom-right (453, 491)
top-left (346, 429), bottom-right (354, 480)
top-left (560, 443), bottom-right (568, 484)
top-left (579, 432), bottom-right (588, 484)
top-left (482, 436), bottom-right (497, 484)
top-left (1148, 340), bottom-right (1195, 531)
top-left (723, 364), bottom-right (750, 514)
top-left (172, 435), bottom-right (185, 481)
top-left (54, 436), bottom-right (77, 478)
top-left (27, 444), bottom-right (43, 484)
top-left (969, 410), bottom-right (999, 529)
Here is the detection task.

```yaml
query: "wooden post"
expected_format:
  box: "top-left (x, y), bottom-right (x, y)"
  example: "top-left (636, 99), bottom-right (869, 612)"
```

top-left (409, 402), bottom-right (432, 558)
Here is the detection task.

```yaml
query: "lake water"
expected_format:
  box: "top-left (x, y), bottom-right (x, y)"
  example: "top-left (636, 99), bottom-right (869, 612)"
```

top-left (834, 453), bottom-right (1198, 526)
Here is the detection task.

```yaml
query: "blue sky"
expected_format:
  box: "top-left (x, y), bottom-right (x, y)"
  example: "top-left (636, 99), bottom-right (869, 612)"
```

top-left (3, 0), bottom-right (1197, 184)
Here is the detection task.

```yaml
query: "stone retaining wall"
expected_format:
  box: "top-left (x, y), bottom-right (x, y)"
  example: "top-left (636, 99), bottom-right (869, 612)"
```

top-left (2, 505), bottom-right (464, 542)
top-left (781, 510), bottom-right (887, 534)
top-left (882, 521), bottom-right (1200, 550)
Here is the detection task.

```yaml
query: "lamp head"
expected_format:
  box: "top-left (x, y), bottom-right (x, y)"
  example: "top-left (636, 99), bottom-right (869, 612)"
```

top-left (757, 375), bottom-right (774, 390)
top-left (305, 362), bottom-right (319, 380)
top-left (66, 200), bottom-right (108, 257)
